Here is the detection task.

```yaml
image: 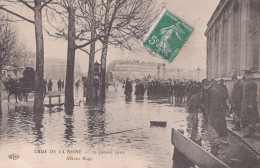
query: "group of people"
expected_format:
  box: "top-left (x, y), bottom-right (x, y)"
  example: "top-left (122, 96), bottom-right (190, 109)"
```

top-left (123, 79), bottom-right (173, 99)
top-left (146, 81), bottom-right (172, 98)
top-left (44, 79), bottom-right (64, 92)
top-left (123, 78), bottom-right (205, 100)
top-left (134, 80), bottom-right (145, 98)
top-left (188, 70), bottom-right (260, 156)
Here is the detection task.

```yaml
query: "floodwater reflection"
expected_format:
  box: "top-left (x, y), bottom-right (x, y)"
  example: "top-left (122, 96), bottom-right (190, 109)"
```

top-left (64, 115), bottom-right (75, 147)
top-left (0, 86), bottom-right (259, 168)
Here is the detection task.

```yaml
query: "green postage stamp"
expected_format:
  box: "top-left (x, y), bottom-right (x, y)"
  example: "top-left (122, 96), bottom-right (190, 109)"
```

top-left (143, 9), bottom-right (194, 63)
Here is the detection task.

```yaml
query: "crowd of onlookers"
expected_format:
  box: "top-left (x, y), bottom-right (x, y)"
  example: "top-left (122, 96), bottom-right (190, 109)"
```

top-left (122, 72), bottom-right (260, 157)
top-left (188, 70), bottom-right (260, 156)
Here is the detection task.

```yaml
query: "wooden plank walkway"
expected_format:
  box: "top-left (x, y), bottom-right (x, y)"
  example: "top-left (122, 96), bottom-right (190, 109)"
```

top-left (226, 117), bottom-right (260, 157)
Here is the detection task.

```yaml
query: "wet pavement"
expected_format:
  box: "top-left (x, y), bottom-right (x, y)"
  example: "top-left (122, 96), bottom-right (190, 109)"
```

top-left (0, 85), bottom-right (259, 168)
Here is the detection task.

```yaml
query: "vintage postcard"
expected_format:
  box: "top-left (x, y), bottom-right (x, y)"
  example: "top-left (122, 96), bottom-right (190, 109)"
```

top-left (0, 0), bottom-right (260, 168)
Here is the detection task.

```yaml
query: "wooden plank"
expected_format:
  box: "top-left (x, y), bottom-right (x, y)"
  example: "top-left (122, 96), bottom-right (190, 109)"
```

top-left (48, 94), bottom-right (60, 98)
top-left (150, 121), bottom-right (167, 127)
top-left (44, 103), bottom-right (65, 108)
top-left (226, 120), bottom-right (260, 157)
top-left (171, 128), bottom-right (230, 168)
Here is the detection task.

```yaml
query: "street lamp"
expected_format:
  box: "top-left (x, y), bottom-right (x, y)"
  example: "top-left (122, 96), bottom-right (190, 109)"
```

top-left (163, 62), bottom-right (166, 80)
top-left (197, 67), bottom-right (200, 82)
top-left (157, 66), bottom-right (160, 80)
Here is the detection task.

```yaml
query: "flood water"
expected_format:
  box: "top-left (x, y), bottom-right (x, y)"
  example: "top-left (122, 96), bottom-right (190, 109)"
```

top-left (0, 85), bottom-right (259, 168)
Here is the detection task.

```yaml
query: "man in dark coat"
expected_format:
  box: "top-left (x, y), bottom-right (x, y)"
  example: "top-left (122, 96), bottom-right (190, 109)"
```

top-left (202, 78), bottom-right (228, 156)
top-left (48, 79), bottom-right (53, 91)
top-left (57, 79), bottom-right (62, 91)
top-left (218, 79), bottom-right (229, 114)
top-left (231, 75), bottom-right (243, 131)
top-left (241, 71), bottom-right (260, 137)
top-left (124, 79), bottom-right (133, 97)
top-left (188, 92), bottom-right (206, 141)
top-left (61, 80), bottom-right (64, 89)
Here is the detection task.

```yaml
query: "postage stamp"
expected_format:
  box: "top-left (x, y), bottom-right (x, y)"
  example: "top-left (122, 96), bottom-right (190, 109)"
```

top-left (143, 9), bottom-right (194, 63)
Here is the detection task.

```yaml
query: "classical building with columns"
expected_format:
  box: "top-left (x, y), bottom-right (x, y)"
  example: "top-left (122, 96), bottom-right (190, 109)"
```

top-left (205, 0), bottom-right (260, 80)
top-left (205, 0), bottom-right (260, 114)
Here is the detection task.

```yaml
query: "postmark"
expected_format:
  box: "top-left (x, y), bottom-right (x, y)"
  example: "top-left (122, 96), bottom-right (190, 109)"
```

top-left (143, 9), bottom-right (194, 63)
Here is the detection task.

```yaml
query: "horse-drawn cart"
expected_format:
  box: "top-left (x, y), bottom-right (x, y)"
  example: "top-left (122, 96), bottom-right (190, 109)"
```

top-left (4, 67), bottom-right (46, 102)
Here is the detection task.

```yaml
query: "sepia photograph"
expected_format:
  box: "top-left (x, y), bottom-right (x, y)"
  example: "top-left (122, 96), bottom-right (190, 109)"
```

top-left (0, 0), bottom-right (260, 167)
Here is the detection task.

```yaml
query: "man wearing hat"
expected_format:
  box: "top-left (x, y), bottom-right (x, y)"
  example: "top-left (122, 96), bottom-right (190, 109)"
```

top-left (218, 79), bottom-right (229, 116)
top-left (201, 78), bottom-right (228, 156)
top-left (241, 70), bottom-right (260, 137)
top-left (230, 74), bottom-right (243, 131)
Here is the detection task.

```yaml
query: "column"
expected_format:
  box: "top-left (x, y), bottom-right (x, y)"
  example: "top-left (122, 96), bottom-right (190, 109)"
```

top-left (215, 26), bottom-right (220, 78)
top-left (218, 19), bottom-right (223, 77)
top-left (227, 9), bottom-right (233, 75)
top-left (249, 0), bottom-right (259, 71)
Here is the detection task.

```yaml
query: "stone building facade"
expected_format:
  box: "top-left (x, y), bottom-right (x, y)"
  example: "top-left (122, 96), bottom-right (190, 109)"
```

top-left (205, 0), bottom-right (260, 79)
top-left (205, 0), bottom-right (260, 113)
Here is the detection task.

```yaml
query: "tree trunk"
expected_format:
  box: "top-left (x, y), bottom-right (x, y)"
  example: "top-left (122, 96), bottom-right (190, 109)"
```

top-left (65, 5), bottom-right (76, 108)
top-left (100, 1), bottom-right (110, 100)
top-left (0, 63), bottom-right (2, 118)
top-left (100, 37), bottom-right (109, 100)
top-left (33, 0), bottom-right (45, 113)
top-left (87, 0), bottom-right (96, 102)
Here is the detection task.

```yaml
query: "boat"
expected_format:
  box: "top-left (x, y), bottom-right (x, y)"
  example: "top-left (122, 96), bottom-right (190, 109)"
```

top-left (150, 121), bottom-right (167, 127)
top-left (171, 128), bottom-right (230, 168)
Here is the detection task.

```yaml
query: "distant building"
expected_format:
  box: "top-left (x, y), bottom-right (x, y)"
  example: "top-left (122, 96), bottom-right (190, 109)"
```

top-left (107, 60), bottom-right (206, 81)
top-left (107, 60), bottom-right (162, 80)
top-left (205, 0), bottom-right (260, 79)
top-left (167, 68), bottom-right (206, 81)
top-left (44, 58), bottom-right (83, 80)
top-left (27, 55), bottom-right (83, 80)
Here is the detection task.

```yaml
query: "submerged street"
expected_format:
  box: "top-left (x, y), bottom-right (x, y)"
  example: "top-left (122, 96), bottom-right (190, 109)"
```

top-left (0, 84), bottom-right (259, 168)
top-left (0, 84), bottom-right (195, 168)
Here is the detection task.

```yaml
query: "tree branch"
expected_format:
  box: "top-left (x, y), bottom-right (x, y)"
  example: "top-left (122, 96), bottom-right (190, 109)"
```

top-left (19, 0), bottom-right (34, 10)
top-left (41, 0), bottom-right (54, 9)
top-left (0, 6), bottom-right (35, 24)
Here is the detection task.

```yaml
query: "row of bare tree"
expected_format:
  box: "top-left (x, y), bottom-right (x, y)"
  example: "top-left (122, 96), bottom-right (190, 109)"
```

top-left (0, 12), bottom-right (34, 117)
top-left (0, 0), bottom-right (162, 115)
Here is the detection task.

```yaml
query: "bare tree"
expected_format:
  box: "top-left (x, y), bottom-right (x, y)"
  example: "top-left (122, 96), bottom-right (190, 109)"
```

top-left (98, 0), bottom-right (161, 99)
top-left (45, 0), bottom-right (160, 103)
top-left (44, 0), bottom-right (105, 104)
top-left (0, 0), bottom-right (54, 113)
top-left (0, 13), bottom-right (19, 117)
top-left (86, 0), bottom-right (96, 101)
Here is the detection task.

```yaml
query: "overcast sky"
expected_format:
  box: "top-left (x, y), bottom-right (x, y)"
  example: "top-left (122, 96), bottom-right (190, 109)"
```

top-left (15, 0), bottom-right (220, 74)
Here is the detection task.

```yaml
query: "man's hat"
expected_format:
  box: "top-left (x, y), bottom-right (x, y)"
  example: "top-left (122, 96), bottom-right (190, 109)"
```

top-left (201, 78), bottom-right (210, 86)
top-left (245, 70), bottom-right (252, 75)
top-left (210, 79), bottom-right (217, 85)
top-left (232, 74), bottom-right (237, 80)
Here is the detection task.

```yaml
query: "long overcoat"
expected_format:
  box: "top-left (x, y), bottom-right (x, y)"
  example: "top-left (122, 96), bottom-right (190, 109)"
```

top-left (241, 80), bottom-right (260, 125)
top-left (231, 81), bottom-right (243, 115)
top-left (206, 86), bottom-right (228, 137)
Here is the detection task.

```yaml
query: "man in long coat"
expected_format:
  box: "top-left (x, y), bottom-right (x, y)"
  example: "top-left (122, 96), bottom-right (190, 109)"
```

top-left (202, 79), bottom-right (228, 156)
top-left (241, 71), bottom-right (260, 137)
top-left (218, 79), bottom-right (229, 114)
top-left (231, 75), bottom-right (243, 131)
top-left (188, 92), bottom-right (206, 141)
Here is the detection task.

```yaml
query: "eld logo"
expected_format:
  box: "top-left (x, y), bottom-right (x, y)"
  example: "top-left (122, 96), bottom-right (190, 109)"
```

top-left (8, 153), bottom-right (20, 160)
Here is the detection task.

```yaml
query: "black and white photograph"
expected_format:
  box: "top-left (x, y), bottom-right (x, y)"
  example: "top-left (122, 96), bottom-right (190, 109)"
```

top-left (0, 0), bottom-right (260, 167)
